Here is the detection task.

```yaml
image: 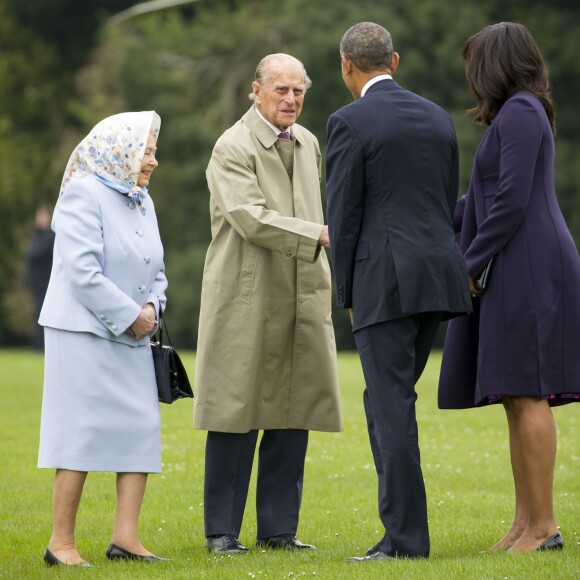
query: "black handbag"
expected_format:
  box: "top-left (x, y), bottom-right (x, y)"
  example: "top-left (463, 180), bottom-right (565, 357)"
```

top-left (150, 308), bottom-right (193, 404)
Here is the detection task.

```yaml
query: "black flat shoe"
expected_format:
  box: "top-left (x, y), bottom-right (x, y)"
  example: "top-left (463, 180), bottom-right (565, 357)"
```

top-left (43, 548), bottom-right (93, 567)
top-left (106, 543), bottom-right (168, 562)
top-left (256, 534), bottom-right (316, 550)
top-left (206, 535), bottom-right (249, 554)
top-left (537, 532), bottom-right (564, 551)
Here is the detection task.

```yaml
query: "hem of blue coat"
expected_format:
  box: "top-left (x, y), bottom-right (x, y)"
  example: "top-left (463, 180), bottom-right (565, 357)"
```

top-left (39, 323), bottom-right (151, 347)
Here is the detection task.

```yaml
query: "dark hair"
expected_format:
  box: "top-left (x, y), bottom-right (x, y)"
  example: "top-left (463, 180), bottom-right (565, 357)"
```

top-left (462, 22), bottom-right (555, 134)
top-left (340, 22), bottom-right (394, 73)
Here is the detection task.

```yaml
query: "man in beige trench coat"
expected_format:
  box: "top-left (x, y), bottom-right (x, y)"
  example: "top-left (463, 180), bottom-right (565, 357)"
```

top-left (195, 54), bottom-right (343, 554)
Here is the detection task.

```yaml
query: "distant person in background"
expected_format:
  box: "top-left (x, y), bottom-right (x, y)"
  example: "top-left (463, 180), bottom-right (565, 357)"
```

top-left (24, 205), bottom-right (55, 350)
top-left (439, 22), bottom-right (580, 552)
top-left (38, 111), bottom-right (168, 566)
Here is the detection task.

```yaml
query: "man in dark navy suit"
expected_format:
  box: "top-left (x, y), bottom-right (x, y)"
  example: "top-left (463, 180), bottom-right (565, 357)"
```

top-left (326, 22), bottom-right (472, 561)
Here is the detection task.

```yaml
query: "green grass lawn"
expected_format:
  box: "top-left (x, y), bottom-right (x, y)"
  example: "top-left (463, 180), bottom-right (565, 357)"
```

top-left (0, 349), bottom-right (578, 578)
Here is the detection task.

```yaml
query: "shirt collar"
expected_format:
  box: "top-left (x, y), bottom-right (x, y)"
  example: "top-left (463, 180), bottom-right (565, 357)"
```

top-left (254, 105), bottom-right (292, 137)
top-left (361, 74), bottom-right (393, 97)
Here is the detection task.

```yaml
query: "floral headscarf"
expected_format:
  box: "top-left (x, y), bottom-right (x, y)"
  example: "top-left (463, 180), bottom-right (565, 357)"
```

top-left (59, 111), bottom-right (161, 205)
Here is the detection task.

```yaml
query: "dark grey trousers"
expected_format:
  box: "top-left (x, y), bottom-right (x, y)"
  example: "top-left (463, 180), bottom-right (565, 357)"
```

top-left (204, 429), bottom-right (309, 539)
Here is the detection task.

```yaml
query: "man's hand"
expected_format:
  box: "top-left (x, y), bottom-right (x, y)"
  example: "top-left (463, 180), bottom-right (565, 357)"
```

top-left (127, 304), bottom-right (157, 339)
top-left (319, 225), bottom-right (330, 248)
top-left (348, 308), bottom-right (353, 325)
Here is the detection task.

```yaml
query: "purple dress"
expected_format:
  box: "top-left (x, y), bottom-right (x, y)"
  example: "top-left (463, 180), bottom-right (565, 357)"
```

top-left (439, 91), bottom-right (580, 409)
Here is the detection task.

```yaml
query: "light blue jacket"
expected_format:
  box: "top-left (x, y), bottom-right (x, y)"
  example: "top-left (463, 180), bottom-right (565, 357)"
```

top-left (39, 175), bottom-right (167, 346)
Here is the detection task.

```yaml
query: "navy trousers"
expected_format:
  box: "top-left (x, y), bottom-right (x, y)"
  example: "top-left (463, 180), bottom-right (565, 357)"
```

top-left (354, 312), bottom-right (442, 558)
top-left (204, 429), bottom-right (309, 539)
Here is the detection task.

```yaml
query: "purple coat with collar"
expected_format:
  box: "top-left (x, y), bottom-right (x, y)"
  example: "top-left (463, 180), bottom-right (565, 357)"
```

top-left (439, 91), bottom-right (580, 408)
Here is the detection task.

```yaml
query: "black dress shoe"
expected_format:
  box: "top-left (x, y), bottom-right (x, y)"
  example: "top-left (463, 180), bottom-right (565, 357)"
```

top-left (106, 543), bottom-right (168, 562)
top-left (256, 535), bottom-right (316, 550)
top-left (206, 535), bottom-right (249, 554)
top-left (347, 550), bottom-right (394, 562)
top-left (366, 539), bottom-right (383, 556)
top-left (537, 532), bottom-right (564, 551)
top-left (43, 548), bottom-right (93, 567)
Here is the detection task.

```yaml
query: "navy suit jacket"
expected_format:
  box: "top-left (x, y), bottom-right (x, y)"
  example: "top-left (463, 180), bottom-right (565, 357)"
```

top-left (326, 80), bottom-right (472, 331)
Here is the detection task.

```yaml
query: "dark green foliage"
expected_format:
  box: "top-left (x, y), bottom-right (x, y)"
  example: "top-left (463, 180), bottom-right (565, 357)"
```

top-left (0, 0), bottom-right (138, 343)
top-left (1, 0), bottom-right (579, 348)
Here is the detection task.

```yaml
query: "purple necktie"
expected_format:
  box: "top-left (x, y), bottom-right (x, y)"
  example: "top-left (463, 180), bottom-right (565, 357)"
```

top-left (278, 131), bottom-right (291, 140)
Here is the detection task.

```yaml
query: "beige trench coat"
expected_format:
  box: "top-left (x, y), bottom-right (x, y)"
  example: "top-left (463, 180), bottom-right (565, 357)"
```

top-left (194, 108), bottom-right (342, 433)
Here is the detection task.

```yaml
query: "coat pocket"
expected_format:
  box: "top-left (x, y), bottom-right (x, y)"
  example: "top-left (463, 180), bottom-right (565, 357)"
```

top-left (236, 242), bottom-right (260, 304)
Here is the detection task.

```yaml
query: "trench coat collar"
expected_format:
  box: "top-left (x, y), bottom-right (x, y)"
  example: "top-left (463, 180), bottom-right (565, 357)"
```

top-left (242, 107), bottom-right (306, 149)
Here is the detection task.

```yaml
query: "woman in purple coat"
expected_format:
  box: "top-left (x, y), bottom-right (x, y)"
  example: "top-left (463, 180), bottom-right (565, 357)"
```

top-left (439, 22), bottom-right (580, 552)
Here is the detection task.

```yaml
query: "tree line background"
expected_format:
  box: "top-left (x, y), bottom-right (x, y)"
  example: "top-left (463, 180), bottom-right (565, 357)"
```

top-left (1, 0), bottom-right (579, 350)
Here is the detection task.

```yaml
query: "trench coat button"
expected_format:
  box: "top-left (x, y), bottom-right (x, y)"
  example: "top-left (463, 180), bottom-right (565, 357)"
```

top-left (129, 202), bottom-right (136, 209)
top-left (136, 229), bottom-right (144, 236)
top-left (285, 250), bottom-right (293, 257)
top-left (139, 285), bottom-right (146, 293)
top-left (99, 314), bottom-right (106, 320)
top-left (111, 324), bottom-right (118, 331)
top-left (144, 256), bottom-right (151, 264)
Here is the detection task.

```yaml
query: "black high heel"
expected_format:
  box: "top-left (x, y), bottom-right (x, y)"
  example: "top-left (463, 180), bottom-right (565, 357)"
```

top-left (43, 547), bottom-right (93, 567)
top-left (106, 543), bottom-right (168, 562)
top-left (537, 532), bottom-right (564, 551)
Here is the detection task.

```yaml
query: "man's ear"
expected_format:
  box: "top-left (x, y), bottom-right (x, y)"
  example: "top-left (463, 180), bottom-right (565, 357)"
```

top-left (389, 52), bottom-right (400, 75)
top-left (341, 56), bottom-right (353, 75)
top-left (252, 81), bottom-right (261, 104)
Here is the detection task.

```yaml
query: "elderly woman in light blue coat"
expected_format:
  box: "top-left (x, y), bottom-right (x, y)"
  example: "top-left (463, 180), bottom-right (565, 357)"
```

top-left (38, 111), bottom-right (167, 566)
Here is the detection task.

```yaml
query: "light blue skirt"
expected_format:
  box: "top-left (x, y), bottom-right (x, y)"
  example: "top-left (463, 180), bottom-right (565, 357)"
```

top-left (38, 328), bottom-right (161, 473)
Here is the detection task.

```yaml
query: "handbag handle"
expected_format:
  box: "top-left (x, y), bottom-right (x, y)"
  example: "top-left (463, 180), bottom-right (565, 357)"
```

top-left (154, 306), bottom-right (173, 347)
